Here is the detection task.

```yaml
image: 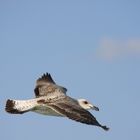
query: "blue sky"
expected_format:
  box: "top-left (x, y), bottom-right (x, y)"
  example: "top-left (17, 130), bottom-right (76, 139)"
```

top-left (0, 0), bottom-right (140, 140)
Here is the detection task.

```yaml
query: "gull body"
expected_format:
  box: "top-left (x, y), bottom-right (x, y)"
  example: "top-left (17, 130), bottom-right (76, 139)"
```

top-left (5, 73), bottom-right (109, 131)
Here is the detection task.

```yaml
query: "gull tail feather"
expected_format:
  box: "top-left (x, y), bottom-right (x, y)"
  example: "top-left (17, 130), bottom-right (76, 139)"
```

top-left (5, 98), bottom-right (39, 114)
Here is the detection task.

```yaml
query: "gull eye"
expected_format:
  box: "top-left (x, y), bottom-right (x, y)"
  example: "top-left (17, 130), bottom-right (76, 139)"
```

top-left (84, 101), bottom-right (88, 104)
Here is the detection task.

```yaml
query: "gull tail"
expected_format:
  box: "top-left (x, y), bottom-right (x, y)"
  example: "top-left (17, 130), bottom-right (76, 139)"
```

top-left (5, 98), bottom-right (39, 114)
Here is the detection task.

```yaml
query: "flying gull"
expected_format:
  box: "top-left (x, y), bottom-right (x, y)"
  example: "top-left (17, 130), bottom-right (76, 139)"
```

top-left (5, 73), bottom-right (109, 131)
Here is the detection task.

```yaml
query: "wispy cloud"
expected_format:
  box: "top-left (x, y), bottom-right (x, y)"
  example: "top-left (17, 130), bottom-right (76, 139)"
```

top-left (96, 38), bottom-right (140, 61)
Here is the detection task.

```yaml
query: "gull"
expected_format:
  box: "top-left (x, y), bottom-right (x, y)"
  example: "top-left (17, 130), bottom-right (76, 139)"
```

top-left (5, 73), bottom-right (109, 131)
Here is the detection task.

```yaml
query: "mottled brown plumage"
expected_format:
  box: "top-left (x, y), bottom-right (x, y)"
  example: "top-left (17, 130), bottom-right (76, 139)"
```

top-left (5, 72), bottom-right (109, 131)
top-left (34, 73), bottom-right (67, 97)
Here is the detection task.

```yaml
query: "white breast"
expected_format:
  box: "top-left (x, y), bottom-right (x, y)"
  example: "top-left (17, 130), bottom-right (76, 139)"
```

top-left (33, 105), bottom-right (64, 117)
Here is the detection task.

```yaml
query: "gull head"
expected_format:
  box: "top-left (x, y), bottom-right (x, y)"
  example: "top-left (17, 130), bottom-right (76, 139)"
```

top-left (77, 99), bottom-right (99, 111)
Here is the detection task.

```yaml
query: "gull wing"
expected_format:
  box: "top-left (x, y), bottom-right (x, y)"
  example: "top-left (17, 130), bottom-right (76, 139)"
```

top-left (48, 97), bottom-right (109, 130)
top-left (34, 73), bottom-right (67, 98)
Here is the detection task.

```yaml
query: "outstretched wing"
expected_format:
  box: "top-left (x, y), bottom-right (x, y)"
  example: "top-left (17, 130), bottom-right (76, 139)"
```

top-left (36, 73), bottom-right (56, 85)
top-left (34, 73), bottom-right (67, 98)
top-left (48, 97), bottom-right (109, 130)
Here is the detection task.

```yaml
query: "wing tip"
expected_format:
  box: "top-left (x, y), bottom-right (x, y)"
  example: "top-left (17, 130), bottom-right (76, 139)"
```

top-left (37, 72), bottom-right (55, 84)
top-left (101, 125), bottom-right (110, 131)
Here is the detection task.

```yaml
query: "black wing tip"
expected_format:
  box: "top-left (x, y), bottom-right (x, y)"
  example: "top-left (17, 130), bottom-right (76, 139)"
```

top-left (39, 72), bottom-right (51, 80)
top-left (5, 99), bottom-right (25, 114)
top-left (101, 125), bottom-right (110, 131)
top-left (42, 72), bottom-right (51, 77)
top-left (37, 72), bottom-right (55, 84)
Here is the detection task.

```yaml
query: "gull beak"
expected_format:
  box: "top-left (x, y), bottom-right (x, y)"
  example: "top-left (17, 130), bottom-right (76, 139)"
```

top-left (91, 105), bottom-right (99, 111)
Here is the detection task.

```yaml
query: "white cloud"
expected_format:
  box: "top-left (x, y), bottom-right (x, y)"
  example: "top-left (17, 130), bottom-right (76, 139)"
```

top-left (96, 38), bottom-right (140, 61)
